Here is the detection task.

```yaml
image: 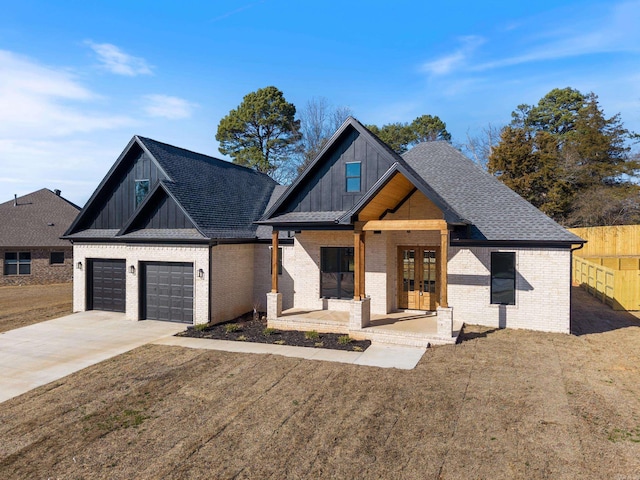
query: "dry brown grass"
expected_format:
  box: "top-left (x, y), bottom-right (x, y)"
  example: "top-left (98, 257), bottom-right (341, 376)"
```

top-left (0, 283), bottom-right (72, 333)
top-left (1, 288), bottom-right (640, 478)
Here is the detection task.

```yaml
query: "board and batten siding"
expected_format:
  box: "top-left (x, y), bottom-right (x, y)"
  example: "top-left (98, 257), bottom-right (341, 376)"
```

top-left (281, 128), bottom-right (395, 214)
top-left (84, 148), bottom-right (168, 230)
top-left (131, 193), bottom-right (194, 230)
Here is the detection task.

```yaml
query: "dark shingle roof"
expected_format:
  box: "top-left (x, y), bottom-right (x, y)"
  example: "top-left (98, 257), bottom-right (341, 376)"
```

top-left (401, 142), bottom-right (583, 242)
top-left (0, 189), bottom-right (80, 247)
top-left (137, 137), bottom-right (278, 239)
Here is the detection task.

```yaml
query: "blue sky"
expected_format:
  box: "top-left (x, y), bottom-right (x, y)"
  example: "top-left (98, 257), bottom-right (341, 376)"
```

top-left (1, 0), bottom-right (639, 206)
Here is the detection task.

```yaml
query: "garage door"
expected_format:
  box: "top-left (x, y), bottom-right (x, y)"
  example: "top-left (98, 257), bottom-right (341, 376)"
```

top-left (88, 259), bottom-right (126, 312)
top-left (142, 262), bottom-right (193, 323)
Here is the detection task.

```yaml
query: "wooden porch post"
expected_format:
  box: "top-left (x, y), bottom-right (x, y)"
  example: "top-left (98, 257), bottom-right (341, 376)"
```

top-left (354, 231), bottom-right (365, 300)
top-left (271, 230), bottom-right (279, 293)
top-left (439, 229), bottom-right (448, 308)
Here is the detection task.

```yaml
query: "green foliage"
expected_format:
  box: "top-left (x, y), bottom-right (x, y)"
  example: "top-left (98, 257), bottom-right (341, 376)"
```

top-left (337, 335), bottom-right (352, 345)
top-left (490, 87), bottom-right (639, 226)
top-left (304, 330), bottom-right (320, 340)
top-left (263, 327), bottom-right (277, 336)
top-left (195, 323), bottom-right (209, 331)
top-left (274, 339), bottom-right (286, 345)
top-left (237, 335), bottom-right (247, 341)
top-left (225, 323), bottom-right (240, 334)
top-left (367, 114), bottom-right (451, 154)
top-left (216, 86), bottom-right (302, 180)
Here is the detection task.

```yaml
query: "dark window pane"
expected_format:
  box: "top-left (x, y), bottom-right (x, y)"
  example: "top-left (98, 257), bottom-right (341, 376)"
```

top-left (321, 247), bottom-right (355, 298)
top-left (135, 179), bottom-right (150, 208)
top-left (491, 252), bottom-right (515, 305)
top-left (345, 162), bottom-right (361, 192)
top-left (4, 264), bottom-right (17, 275)
top-left (5, 252), bottom-right (17, 261)
top-left (321, 273), bottom-right (339, 298)
top-left (50, 252), bottom-right (65, 264)
top-left (340, 273), bottom-right (354, 298)
top-left (321, 248), bottom-right (340, 272)
top-left (19, 264), bottom-right (31, 275)
top-left (19, 252), bottom-right (31, 261)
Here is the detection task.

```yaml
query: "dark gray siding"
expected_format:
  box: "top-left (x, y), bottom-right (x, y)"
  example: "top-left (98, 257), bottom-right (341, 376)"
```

top-left (132, 192), bottom-right (194, 230)
top-left (279, 128), bottom-right (395, 214)
top-left (85, 148), bottom-right (167, 229)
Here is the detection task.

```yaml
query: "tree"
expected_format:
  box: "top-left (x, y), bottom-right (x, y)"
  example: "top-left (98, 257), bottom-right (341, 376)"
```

top-left (216, 86), bottom-right (302, 181)
top-left (463, 123), bottom-right (501, 169)
top-left (297, 97), bottom-right (352, 173)
top-left (366, 114), bottom-right (451, 154)
top-left (489, 87), bottom-right (639, 225)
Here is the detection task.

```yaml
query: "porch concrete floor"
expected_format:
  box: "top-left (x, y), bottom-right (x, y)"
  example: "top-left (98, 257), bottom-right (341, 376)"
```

top-left (278, 308), bottom-right (462, 345)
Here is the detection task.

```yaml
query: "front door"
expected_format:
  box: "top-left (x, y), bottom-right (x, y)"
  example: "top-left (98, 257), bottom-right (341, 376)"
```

top-left (398, 247), bottom-right (438, 311)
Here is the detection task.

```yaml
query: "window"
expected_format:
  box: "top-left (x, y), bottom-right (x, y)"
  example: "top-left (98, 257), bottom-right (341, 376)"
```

top-left (270, 247), bottom-right (282, 275)
top-left (135, 179), bottom-right (150, 208)
top-left (50, 251), bottom-right (65, 264)
top-left (491, 252), bottom-right (515, 305)
top-left (320, 247), bottom-right (354, 299)
top-left (4, 252), bottom-right (31, 276)
top-left (345, 162), bottom-right (361, 192)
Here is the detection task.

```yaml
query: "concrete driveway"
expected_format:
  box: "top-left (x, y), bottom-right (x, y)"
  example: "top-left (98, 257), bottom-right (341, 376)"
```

top-left (0, 311), bottom-right (185, 403)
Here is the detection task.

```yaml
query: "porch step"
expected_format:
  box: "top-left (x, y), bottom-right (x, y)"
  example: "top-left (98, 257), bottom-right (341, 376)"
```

top-left (353, 327), bottom-right (458, 348)
top-left (269, 316), bottom-right (349, 335)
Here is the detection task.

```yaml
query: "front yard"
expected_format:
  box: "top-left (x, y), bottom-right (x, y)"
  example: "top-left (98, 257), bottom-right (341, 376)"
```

top-left (1, 287), bottom-right (639, 478)
top-left (0, 283), bottom-right (72, 333)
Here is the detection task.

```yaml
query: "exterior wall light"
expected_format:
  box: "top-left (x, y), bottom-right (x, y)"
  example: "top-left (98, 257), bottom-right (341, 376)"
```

top-left (77, 261), bottom-right (83, 270)
top-left (198, 268), bottom-right (205, 279)
top-left (129, 265), bottom-right (136, 275)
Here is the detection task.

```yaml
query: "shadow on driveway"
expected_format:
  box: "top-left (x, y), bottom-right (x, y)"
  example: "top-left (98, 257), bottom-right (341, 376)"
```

top-left (571, 286), bottom-right (640, 336)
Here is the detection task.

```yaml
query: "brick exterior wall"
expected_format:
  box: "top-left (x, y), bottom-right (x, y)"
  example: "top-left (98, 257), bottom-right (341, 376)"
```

top-left (282, 231), bottom-right (572, 334)
top-left (0, 247), bottom-right (73, 286)
top-left (72, 243), bottom-right (210, 324)
top-left (210, 243), bottom-right (256, 324)
top-left (448, 246), bottom-right (571, 333)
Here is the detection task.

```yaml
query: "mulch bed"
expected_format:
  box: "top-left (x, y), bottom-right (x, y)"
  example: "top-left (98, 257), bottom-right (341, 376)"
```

top-left (177, 312), bottom-right (371, 352)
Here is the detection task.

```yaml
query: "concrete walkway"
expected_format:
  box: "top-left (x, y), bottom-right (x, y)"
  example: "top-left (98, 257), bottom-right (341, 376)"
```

top-left (153, 336), bottom-right (427, 370)
top-left (0, 311), bottom-right (184, 403)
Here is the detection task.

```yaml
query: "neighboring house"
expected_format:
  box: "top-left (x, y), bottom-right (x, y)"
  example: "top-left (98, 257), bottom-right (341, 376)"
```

top-left (65, 118), bottom-right (584, 345)
top-left (0, 188), bottom-right (80, 286)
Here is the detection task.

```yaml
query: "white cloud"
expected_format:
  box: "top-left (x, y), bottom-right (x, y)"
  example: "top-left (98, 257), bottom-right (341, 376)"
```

top-left (142, 94), bottom-right (197, 119)
top-left (86, 41), bottom-right (153, 76)
top-left (421, 36), bottom-right (485, 76)
top-left (0, 50), bottom-right (134, 138)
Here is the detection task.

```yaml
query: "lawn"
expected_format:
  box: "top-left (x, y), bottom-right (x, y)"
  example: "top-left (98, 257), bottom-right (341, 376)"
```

top-left (0, 283), bottom-right (72, 333)
top-left (1, 288), bottom-right (640, 478)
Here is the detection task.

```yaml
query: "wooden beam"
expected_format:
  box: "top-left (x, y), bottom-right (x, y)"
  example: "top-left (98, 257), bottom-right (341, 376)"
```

top-left (359, 232), bottom-right (365, 300)
top-left (361, 219), bottom-right (448, 231)
top-left (439, 229), bottom-right (448, 308)
top-left (271, 231), bottom-right (279, 293)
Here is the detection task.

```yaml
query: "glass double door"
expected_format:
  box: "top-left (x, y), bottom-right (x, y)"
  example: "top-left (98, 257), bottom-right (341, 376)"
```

top-left (398, 247), bottom-right (438, 311)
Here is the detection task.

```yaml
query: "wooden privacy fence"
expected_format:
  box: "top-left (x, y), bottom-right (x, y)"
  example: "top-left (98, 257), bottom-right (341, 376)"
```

top-left (568, 225), bottom-right (640, 257)
top-left (573, 256), bottom-right (640, 311)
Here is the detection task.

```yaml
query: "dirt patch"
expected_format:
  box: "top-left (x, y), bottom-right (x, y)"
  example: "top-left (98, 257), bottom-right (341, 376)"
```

top-left (0, 283), bottom-right (72, 333)
top-left (178, 311), bottom-right (371, 352)
top-left (1, 286), bottom-right (640, 478)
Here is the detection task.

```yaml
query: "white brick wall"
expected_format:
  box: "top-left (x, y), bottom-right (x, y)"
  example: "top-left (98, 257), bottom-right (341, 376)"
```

top-left (72, 243), bottom-right (210, 324)
top-left (210, 244), bottom-right (256, 324)
top-left (283, 232), bottom-right (572, 334)
top-left (448, 246), bottom-right (571, 333)
top-left (254, 243), bottom-right (295, 312)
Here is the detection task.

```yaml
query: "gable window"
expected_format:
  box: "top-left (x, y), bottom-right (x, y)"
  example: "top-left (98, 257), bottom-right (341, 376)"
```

top-left (4, 252), bottom-right (31, 276)
top-left (491, 252), bottom-right (516, 305)
top-left (135, 179), bottom-right (150, 208)
top-left (50, 252), bottom-right (65, 265)
top-left (270, 247), bottom-right (283, 275)
top-left (320, 247), bottom-right (354, 299)
top-left (345, 162), bottom-right (361, 192)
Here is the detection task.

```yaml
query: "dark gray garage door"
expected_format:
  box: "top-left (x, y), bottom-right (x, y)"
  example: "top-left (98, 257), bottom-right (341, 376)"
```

top-left (142, 262), bottom-right (193, 323)
top-left (88, 259), bottom-right (126, 312)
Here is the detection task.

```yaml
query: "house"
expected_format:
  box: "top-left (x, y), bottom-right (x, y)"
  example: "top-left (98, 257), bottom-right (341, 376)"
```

top-left (63, 136), bottom-right (286, 324)
top-left (258, 118), bottom-right (584, 343)
top-left (0, 188), bottom-right (80, 286)
top-left (64, 118), bottom-right (584, 345)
